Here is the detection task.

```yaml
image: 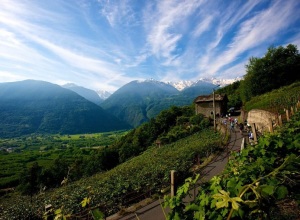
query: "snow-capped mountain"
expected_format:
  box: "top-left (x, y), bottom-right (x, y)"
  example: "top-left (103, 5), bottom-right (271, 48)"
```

top-left (166, 80), bottom-right (194, 91)
top-left (166, 77), bottom-right (241, 91)
top-left (96, 90), bottom-right (112, 100)
top-left (199, 77), bottom-right (242, 87)
top-left (95, 77), bottom-right (241, 99)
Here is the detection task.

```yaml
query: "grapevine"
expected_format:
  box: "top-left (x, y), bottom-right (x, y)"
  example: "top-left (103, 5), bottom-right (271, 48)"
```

top-left (164, 110), bottom-right (300, 219)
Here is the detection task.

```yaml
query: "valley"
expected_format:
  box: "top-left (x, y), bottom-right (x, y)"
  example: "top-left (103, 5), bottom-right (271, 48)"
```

top-left (0, 80), bottom-right (131, 138)
top-left (0, 131), bottom-right (127, 190)
top-left (0, 44), bottom-right (299, 219)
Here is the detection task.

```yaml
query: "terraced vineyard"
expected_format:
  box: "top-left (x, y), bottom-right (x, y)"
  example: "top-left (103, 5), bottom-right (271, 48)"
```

top-left (0, 129), bottom-right (223, 219)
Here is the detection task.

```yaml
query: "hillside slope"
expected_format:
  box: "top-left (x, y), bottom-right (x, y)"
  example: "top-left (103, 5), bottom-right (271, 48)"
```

top-left (0, 80), bottom-right (131, 138)
top-left (101, 79), bottom-right (216, 127)
top-left (63, 83), bottom-right (103, 105)
top-left (100, 80), bottom-right (179, 127)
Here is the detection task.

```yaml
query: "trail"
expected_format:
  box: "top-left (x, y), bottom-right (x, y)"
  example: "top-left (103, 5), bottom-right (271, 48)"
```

top-left (108, 123), bottom-right (245, 220)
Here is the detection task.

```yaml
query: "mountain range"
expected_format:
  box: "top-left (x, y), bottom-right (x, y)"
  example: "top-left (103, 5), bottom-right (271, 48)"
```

top-left (99, 79), bottom-right (221, 127)
top-left (96, 77), bottom-right (240, 100)
top-left (64, 78), bottom-right (230, 127)
top-left (0, 80), bottom-right (131, 138)
top-left (0, 78), bottom-right (238, 137)
top-left (166, 77), bottom-right (239, 91)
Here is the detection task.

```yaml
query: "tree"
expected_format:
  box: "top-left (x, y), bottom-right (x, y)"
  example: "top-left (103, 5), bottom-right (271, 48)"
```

top-left (241, 44), bottom-right (300, 101)
top-left (215, 80), bottom-right (243, 109)
top-left (100, 147), bottom-right (119, 170)
top-left (18, 162), bottom-right (42, 195)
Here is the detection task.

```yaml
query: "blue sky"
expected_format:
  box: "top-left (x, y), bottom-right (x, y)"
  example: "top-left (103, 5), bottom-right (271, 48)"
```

top-left (0, 0), bottom-right (299, 92)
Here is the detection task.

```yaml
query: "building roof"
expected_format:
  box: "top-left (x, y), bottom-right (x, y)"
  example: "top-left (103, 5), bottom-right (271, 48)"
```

top-left (194, 94), bottom-right (227, 103)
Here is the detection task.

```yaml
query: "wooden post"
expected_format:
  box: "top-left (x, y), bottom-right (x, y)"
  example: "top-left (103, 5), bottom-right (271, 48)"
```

top-left (275, 114), bottom-right (279, 127)
top-left (155, 140), bottom-right (161, 148)
top-left (196, 154), bottom-right (200, 165)
top-left (171, 170), bottom-right (177, 197)
top-left (268, 118), bottom-right (273, 133)
top-left (213, 91), bottom-right (216, 132)
top-left (278, 114), bottom-right (282, 126)
top-left (251, 123), bottom-right (258, 144)
top-left (286, 109), bottom-right (290, 121)
top-left (240, 138), bottom-right (245, 152)
top-left (45, 204), bottom-right (53, 219)
top-left (291, 106), bottom-right (294, 116)
top-left (212, 85), bottom-right (220, 132)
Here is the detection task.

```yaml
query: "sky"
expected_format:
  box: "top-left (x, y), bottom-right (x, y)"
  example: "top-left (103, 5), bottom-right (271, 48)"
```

top-left (0, 0), bottom-right (300, 92)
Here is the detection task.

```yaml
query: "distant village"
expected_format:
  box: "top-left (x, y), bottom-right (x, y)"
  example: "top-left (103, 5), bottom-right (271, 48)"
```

top-left (0, 147), bottom-right (14, 153)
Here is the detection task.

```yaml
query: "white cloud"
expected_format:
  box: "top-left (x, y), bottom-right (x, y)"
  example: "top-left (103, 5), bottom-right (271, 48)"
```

top-left (0, 0), bottom-right (141, 90)
top-left (98, 0), bottom-right (138, 27)
top-left (144, 0), bottom-right (204, 61)
top-left (195, 1), bottom-right (262, 73)
top-left (198, 0), bottom-right (300, 77)
top-left (32, 36), bottom-right (120, 78)
top-left (288, 32), bottom-right (300, 49)
top-left (219, 62), bottom-right (247, 79)
top-left (0, 71), bottom-right (26, 82)
top-left (0, 0), bottom-right (299, 91)
top-left (192, 15), bottom-right (214, 38)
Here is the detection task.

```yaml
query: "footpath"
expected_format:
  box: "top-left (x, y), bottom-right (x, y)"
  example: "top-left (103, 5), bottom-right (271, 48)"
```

top-left (108, 124), bottom-right (245, 220)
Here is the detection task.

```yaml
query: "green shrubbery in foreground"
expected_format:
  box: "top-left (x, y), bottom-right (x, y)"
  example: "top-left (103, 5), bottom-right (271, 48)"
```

top-left (165, 111), bottom-right (300, 219)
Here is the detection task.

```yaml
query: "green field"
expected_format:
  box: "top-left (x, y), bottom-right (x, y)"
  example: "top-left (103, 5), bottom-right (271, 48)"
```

top-left (0, 130), bottom-right (128, 189)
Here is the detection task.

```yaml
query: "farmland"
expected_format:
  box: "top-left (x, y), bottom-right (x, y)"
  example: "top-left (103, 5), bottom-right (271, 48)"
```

top-left (0, 130), bottom-right (127, 189)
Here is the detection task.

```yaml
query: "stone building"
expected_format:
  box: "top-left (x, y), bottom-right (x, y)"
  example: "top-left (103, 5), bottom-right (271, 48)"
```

top-left (194, 94), bottom-right (228, 118)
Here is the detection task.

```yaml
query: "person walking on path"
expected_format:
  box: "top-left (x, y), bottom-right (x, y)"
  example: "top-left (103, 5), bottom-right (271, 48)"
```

top-left (230, 121), bottom-right (235, 131)
top-left (238, 123), bottom-right (244, 134)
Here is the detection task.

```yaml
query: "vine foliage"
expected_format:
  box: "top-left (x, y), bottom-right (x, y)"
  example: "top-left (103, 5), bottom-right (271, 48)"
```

top-left (164, 110), bottom-right (300, 219)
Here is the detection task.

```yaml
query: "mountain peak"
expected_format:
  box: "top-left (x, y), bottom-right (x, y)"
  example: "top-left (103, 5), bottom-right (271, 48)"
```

top-left (166, 80), bottom-right (194, 91)
top-left (166, 77), bottom-right (241, 91)
top-left (62, 83), bottom-right (78, 88)
top-left (96, 90), bottom-right (112, 100)
top-left (137, 78), bottom-right (165, 85)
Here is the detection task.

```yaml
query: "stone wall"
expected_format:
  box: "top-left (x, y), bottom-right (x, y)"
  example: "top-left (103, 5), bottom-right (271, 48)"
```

top-left (195, 102), bottom-right (222, 118)
top-left (246, 109), bottom-right (277, 133)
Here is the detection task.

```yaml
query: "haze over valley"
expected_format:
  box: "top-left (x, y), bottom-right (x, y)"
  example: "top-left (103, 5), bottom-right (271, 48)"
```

top-left (0, 77), bottom-right (236, 137)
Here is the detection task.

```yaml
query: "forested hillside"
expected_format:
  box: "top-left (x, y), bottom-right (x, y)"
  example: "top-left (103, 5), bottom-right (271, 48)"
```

top-left (0, 80), bottom-right (131, 138)
top-left (100, 79), bottom-right (217, 127)
top-left (216, 44), bottom-right (300, 110)
top-left (100, 80), bottom-right (179, 127)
